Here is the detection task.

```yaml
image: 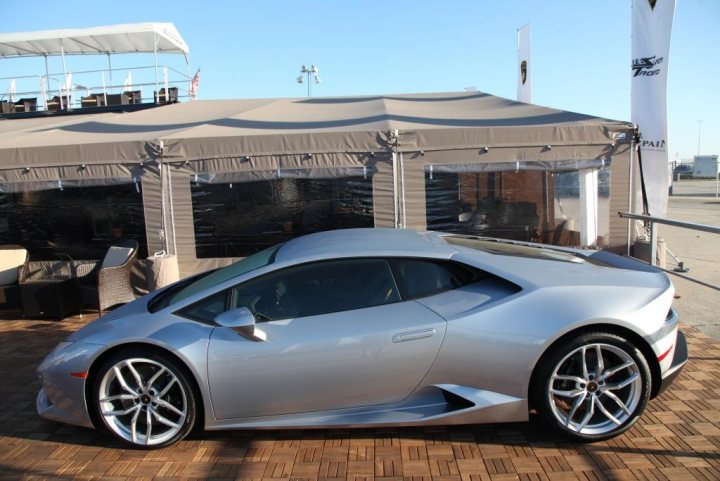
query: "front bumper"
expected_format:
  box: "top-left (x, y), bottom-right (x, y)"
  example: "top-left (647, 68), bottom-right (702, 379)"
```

top-left (656, 330), bottom-right (688, 396)
top-left (37, 386), bottom-right (93, 428)
top-left (36, 341), bottom-right (102, 429)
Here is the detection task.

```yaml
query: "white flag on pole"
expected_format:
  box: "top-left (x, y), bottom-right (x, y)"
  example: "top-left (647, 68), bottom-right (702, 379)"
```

top-left (39, 77), bottom-right (47, 106)
top-left (123, 71), bottom-right (133, 92)
top-left (631, 0), bottom-right (676, 217)
top-left (517, 23), bottom-right (532, 103)
top-left (61, 73), bottom-right (72, 109)
top-left (8, 79), bottom-right (16, 103)
top-left (61, 73), bottom-right (72, 94)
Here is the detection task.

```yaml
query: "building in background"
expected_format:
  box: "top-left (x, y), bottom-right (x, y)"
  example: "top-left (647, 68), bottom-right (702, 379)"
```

top-left (693, 155), bottom-right (719, 178)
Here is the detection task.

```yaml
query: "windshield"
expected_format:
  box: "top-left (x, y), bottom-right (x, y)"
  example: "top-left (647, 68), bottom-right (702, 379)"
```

top-left (147, 244), bottom-right (282, 312)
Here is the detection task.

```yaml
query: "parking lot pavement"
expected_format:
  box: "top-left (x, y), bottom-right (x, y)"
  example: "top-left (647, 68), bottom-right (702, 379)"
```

top-left (663, 179), bottom-right (720, 340)
top-left (1, 313), bottom-right (719, 481)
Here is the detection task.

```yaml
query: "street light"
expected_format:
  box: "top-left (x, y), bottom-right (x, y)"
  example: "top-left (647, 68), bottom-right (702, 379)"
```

top-left (697, 120), bottom-right (703, 156)
top-left (296, 64), bottom-right (321, 98)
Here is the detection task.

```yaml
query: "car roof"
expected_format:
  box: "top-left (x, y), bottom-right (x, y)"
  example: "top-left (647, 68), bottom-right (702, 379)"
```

top-left (274, 228), bottom-right (457, 264)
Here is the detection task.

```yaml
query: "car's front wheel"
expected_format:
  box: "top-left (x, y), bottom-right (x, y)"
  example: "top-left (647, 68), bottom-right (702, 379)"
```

top-left (533, 332), bottom-right (651, 442)
top-left (93, 349), bottom-right (197, 448)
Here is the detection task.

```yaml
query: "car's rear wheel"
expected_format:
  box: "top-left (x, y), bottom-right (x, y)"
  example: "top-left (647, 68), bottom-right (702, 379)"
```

top-left (533, 332), bottom-right (651, 442)
top-left (93, 350), bottom-right (196, 448)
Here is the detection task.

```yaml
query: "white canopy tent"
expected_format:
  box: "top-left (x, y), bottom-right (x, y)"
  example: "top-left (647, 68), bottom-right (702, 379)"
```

top-left (0, 23), bottom-right (189, 57)
top-left (0, 23), bottom-right (190, 107)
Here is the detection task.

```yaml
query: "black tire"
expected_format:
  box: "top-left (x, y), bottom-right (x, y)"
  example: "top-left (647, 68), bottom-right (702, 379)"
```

top-left (92, 348), bottom-right (197, 449)
top-left (532, 332), bottom-right (651, 442)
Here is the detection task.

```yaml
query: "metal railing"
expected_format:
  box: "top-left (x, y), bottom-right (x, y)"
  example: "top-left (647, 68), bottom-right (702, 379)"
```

top-left (1, 65), bottom-right (190, 110)
top-left (619, 211), bottom-right (720, 290)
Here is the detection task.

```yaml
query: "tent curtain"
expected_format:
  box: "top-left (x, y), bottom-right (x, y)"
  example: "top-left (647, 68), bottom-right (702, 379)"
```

top-left (427, 157), bottom-right (612, 175)
top-left (192, 167), bottom-right (374, 185)
top-left (0, 176), bottom-right (140, 193)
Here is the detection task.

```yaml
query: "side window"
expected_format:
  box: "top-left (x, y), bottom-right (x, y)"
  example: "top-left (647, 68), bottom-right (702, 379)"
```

top-left (230, 258), bottom-right (401, 321)
top-left (176, 290), bottom-right (228, 324)
top-left (390, 259), bottom-right (478, 300)
top-left (228, 268), bottom-right (300, 321)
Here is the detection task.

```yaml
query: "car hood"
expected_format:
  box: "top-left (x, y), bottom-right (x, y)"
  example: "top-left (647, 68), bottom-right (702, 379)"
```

top-left (67, 291), bottom-right (177, 344)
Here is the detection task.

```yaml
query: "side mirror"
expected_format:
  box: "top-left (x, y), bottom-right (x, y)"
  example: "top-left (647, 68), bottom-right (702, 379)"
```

top-left (214, 307), bottom-right (267, 342)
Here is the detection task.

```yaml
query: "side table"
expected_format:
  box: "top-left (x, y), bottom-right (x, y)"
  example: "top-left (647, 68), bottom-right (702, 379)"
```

top-left (20, 277), bottom-right (80, 319)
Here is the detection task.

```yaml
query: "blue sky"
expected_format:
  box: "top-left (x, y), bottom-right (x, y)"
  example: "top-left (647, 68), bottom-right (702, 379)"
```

top-left (2, 0), bottom-right (718, 161)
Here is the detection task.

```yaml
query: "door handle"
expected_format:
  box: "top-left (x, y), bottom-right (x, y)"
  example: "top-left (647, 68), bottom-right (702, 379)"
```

top-left (392, 328), bottom-right (437, 343)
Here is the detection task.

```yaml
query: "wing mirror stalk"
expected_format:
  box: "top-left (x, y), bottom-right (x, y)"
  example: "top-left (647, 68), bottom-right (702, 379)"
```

top-left (214, 307), bottom-right (267, 342)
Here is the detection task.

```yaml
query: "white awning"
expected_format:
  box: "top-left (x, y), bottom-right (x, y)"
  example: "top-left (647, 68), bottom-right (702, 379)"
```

top-left (0, 23), bottom-right (189, 58)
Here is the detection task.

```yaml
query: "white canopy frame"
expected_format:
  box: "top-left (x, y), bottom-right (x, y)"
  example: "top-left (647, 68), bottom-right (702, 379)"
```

top-left (0, 23), bottom-right (190, 106)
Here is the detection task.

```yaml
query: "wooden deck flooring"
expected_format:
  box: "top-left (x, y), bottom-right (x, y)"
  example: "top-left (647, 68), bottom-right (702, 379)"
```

top-left (1, 314), bottom-right (718, 481)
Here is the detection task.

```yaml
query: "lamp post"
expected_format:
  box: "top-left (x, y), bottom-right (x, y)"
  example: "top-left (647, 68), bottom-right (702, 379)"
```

top-left (697, 120), bottom-right (703, 156)
top-left (296, 64), bottom-right (320, 98)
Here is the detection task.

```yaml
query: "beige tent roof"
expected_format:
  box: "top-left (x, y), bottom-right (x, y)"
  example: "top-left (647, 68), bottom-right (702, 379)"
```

top-left (0, 91), bottom-right (633, 171)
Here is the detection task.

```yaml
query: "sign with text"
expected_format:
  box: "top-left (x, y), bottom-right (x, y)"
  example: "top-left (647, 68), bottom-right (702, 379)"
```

top-left (631, 0), bottom-right (676, 216)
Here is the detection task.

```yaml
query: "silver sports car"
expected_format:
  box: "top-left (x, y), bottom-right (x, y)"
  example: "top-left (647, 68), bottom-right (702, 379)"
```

top-left (37, 228), bottom-right (687, 448)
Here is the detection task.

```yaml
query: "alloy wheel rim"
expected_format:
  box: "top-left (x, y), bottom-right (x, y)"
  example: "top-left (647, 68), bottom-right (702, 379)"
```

top-left (548, 343), bottom-right (642, 436)
top-left (98, 358), bottom-right (187, 446)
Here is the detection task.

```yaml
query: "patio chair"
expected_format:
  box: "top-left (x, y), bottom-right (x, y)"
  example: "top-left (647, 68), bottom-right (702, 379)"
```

top-left (0, 245), bottom-right (29, 309)
top-left (154, 87), bottom-right (178, 104)
top-left (46, 95), bottom-right (70, 112)
top-left (81, 94), bottom-right (107, 108)
top-left (105, 93), bottom-right (122, 106)
top-left (121, 90), bottom-right (142, 105)
top-left (1, 100), bottom-right (15, 113)
top-left (13, 98), bottom-right (37, 113)
top-left (76, 239), bottom-right (138, 314)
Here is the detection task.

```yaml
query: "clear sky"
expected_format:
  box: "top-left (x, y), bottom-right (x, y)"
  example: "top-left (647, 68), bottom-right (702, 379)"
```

top-left (2, 0), bottom-right (718, 162)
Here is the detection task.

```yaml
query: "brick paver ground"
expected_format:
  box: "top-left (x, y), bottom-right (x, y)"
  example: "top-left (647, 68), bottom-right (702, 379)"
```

top-left (1, 312), bottom-right (718, 481)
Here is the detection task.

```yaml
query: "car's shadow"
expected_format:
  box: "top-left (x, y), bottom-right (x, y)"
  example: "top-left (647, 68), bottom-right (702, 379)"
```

top-left (12, 415), bottom-right (559, 449)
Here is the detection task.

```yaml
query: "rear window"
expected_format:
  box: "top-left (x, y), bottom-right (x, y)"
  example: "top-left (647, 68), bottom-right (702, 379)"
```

top-left (443, 235), bottom-right (585, 263)
top-left (390, 258), bottom-right (482, 300)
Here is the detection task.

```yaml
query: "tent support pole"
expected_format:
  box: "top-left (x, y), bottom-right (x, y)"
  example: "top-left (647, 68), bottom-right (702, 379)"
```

top-left (157, 140), bottom-right (177, 255)
top-left (168, 158), bottom-right (177, 256)
top-left (579, 169), bottom-right (598, 246)
top-left (154, 32), bottom-right (159, 98)
top-left (627, 137), bottom-right (635, 256)
top-left (543, 171), bottom-right (551, 237)
top-left (43, 55), bottom-right (50, 109)
top-left (164, 67), bottom-right (169, 101)
top-left (392, 152), bottom-right (399, 228)
top-left (107, 54), bottom-right (113, 93)
top-left (186, 56), bottom-right (191, 97)
top-left (101, 71), bottom-right (108, 106)
top-left (399, 151), bottom-right (407, 229)
top-left (165, 150), bottom-right (177, 256)
top-left (158, 143), bottom-right (168, 255)
top-left (60, 43), bottom-right (68, 109)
